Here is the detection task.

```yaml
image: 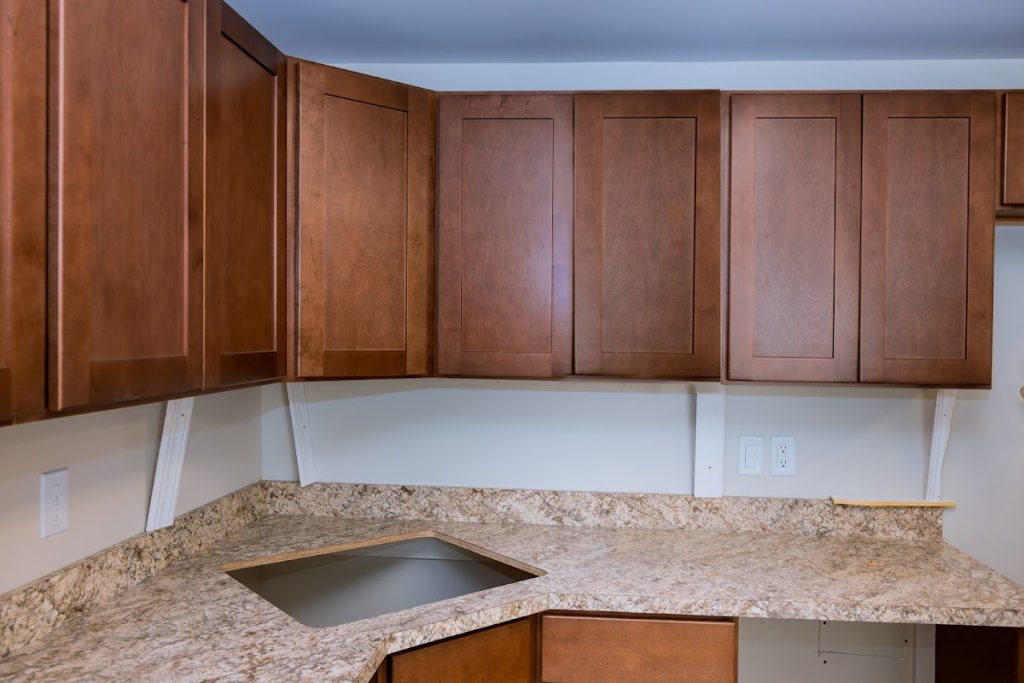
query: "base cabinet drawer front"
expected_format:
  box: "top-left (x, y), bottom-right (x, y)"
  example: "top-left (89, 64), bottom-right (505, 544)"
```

top-left (541, 615), bottom-right (737, 683)
top-left (389, 618), bottom-right (535, 683)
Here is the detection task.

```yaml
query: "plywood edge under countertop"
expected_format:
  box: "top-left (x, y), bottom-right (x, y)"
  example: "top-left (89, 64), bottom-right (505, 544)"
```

top-left (830, 497), bottom-right (957, 508)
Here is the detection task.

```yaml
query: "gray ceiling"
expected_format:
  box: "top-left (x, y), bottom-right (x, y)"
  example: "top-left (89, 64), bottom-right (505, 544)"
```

top-left (228, 0), bottom-right (1024, 63)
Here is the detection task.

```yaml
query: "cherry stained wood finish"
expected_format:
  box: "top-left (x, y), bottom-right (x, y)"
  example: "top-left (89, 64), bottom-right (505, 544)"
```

top-left (47, 0), bottom-right (205, 410)
top-left (728, 94), bottom-right (861, 383)
top-left (1004, 93), bottom-right (1024, 206)
top-left (574, 92), bottom-right (721, 379)
top-left (0, 0), bottom-right (47, 422)
top-left (389, 618), bottom-right (535, 683)
top-left (437, 94), bottom-right (573, 378)
top-left (861, 92), bottom-right (995, 386)
top-left (541, 614), bottom-right (737, 683)
top-left (205, 0), bottom-right (287, 388)
top-left (296, 63), bottom-right (435, 378)
top-left (936, 625), bottom-right (1024, 683)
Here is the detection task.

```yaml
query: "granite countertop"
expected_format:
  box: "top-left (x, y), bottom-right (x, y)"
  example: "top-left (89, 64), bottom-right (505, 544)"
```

top-left (2, 513), bottom-right (1023, 682)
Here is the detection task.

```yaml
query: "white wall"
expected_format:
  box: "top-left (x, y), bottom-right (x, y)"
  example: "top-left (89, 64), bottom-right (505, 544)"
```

top-left (0, 386), bottom-right (263, 595)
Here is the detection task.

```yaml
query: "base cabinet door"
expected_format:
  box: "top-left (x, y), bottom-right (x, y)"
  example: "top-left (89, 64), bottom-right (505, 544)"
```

top-left (437, 94), bottom-right (574, 378)
top-left (389, 618), bottom-right (535, 683)
top-left (574, 92), bottom-right (721, 380)
top-left (860, 92), bottom-right (996, 386)
top-left (727, 93), bottom-right (861, 383)
top-left (204, 0), bottom-right (287, 389)
top-left (541, 614), bottom-right (737, 683)
top-left (47, 0), bottom-right (205, 410)
top-left (0, 0), bottom-right (47, 423)
top-left (296, 62), bottom-right (435, 378)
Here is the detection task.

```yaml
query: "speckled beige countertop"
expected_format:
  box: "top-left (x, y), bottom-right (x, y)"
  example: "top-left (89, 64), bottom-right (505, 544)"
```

top-left (2, 513), bottom-right (1022, 682)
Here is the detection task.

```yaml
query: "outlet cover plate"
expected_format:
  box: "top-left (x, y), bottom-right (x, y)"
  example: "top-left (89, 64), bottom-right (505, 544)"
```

top-left (40, 468), bottom-right (69, 538)
top-left (770, 436), bottom-right (796, 476)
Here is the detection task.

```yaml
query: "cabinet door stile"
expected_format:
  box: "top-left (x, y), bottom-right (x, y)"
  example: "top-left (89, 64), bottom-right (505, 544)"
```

top-left (0, 0), bottom-right (47, 422)
top-left (861, 92), bottom-right (995, 386)
top-left (574, 91), bottom-right (721, 380)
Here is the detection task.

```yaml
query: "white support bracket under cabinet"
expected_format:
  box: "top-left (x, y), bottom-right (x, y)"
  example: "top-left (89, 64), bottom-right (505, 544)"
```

top-left (925, 389), bottom-right (957, 502)
top-left (286, 382), bottom-right (319, 487)
top-left (693, 384), bottom-right (726, 498)
top-left (145, 397), bottom-right (194, 532)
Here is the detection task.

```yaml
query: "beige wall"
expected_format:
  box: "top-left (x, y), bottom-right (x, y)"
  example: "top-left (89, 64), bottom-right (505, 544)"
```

top-left (0, 386), bottom-right (262, 595)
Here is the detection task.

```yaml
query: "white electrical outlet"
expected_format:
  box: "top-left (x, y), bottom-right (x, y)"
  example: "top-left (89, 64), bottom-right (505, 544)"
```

top-left (737, 436), bottom-right (764, 476)
top-left (770, 436), bottom-right (796, 476)
top-left (40, 468), bottom-right (69, 538)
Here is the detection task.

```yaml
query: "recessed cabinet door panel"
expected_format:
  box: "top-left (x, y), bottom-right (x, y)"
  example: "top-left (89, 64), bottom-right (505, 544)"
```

top-left (728, 94), bottom-right (861, 382)
top-left (1004, 92), bottom-right (1024, 206)
top-left (575, 92), bottom-right (720, 379)
top-left (437, 94), bottom-right (573, 378)
top-left (861, 92), bottom-right (995, 386)
top-left (296, 63), bottom-right (434, 378)
top-left (0, 0), bottom-right (46, 422)
top-left (205, 0), bottom-right (286, 388)
top-left (48, 0), bottom-right (205, 410)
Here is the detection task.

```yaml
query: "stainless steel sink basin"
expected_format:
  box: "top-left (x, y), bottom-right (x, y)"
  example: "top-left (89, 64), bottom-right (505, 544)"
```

top-left (225, 533), bottom-right (540, 628)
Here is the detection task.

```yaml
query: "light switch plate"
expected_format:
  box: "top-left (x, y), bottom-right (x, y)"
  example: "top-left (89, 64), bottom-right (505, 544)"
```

top-left (40, 468), bottom-right (69, 538)
top-left (737, 436), bottom-right (764, 476)
top-left (770, 436), bottom-right (796, 476)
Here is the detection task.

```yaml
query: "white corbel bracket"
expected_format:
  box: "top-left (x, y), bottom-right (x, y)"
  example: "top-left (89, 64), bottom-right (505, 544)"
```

top-left (286, 382), bottom-right (319, 487)
top-left (146, 397), bottom-right (194, 532)
top-left (693, 384), bottom-right (726, 498)
top-left (925, 389), bottom-right (957, 502)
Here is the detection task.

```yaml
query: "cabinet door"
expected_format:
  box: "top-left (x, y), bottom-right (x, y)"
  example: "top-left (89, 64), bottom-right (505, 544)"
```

top-left (541, 614), bottom-right (736, 682)
top-left (575, 92), bottom-right (720, 379)
top-left (861, 93), bottom-right (995, 386)
top-left (48, 0), bottom-right (205, 410)
top-left (296, 63), bottom-right (435, 378)
top-left (438, 94), bottom-right (573, 378)
top-left (390, 618), bottom-right (535, 683)
top-left (728, 94), bottom-right (861, 383)
top-left (204, 0), bottom-right (286, 388)
top-left (0, 0), bottom-right (46, 423)
top-left (1004, 92), bottom-right (1024, 206)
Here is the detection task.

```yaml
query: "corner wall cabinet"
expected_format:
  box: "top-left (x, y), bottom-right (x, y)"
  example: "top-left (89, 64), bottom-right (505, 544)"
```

top-left (204, 0), bottom-right (288, 389)
top-left (295, 62), bottom-right (435, 379)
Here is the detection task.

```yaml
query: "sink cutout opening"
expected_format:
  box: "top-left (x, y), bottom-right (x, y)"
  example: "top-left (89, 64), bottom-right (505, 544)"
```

top-left (225, 533), bottom-right (541, 628)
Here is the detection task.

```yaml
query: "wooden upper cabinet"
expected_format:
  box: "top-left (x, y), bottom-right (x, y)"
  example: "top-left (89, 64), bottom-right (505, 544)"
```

top-left (574, 92), bottom-right (721, 380)
top-left (296, 62), bottom-right (435, 378)
top-left (205, 0), bottom-right (286, 389)
top-left (1003, 92), bottom-right (1024, 206)
top-left (861, 92), bottom-right (995, 386)
top-left (0, 0), bottom-right (47, 422)
top-left (728, 94), bottom-right (862, 383)
top-left (47, 0), bottom-right (205, 411)
top-left (437, 94), bottom-right (573, 378)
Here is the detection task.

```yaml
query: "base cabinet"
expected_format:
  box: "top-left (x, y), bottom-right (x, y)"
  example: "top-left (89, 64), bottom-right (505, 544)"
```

top-left (376, 613), bottom-right (737, 683)
top-left (936, 625), bottom-right (1024, 683)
